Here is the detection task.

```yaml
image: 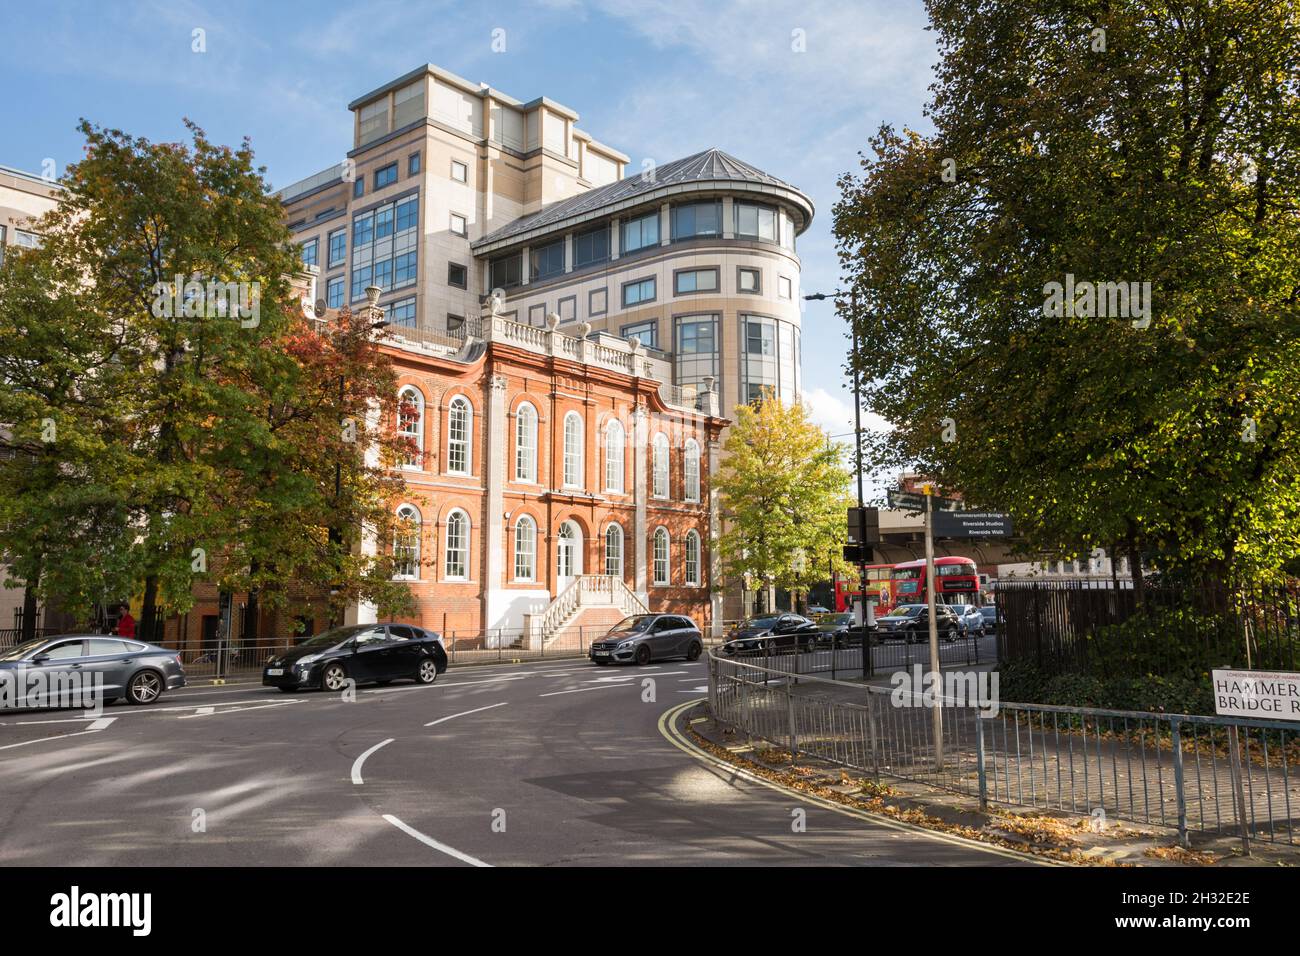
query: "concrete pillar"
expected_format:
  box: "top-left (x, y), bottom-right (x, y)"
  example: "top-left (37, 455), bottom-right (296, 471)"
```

top-left (482, 372), bottom-right (509, 639)
top-left (632, 405), bottom-right (649, 602)
top-left (722, 197), bottom-right (734, 239)
top-left (659, 203), bottom-right (670, 246)
top-left (610, 217), bottom-right (620, 261)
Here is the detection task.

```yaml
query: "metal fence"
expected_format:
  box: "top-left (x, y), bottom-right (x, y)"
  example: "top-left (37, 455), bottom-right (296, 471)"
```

top-left (719, 629), bottom-right (992, 681)
top-left (998, 579), bottom-right (1300, 678)
top-left (708, 650), bottom-right (1298, 848)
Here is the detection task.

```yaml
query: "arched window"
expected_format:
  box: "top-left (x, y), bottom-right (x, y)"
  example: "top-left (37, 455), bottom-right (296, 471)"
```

top-left (557, 519), bottom-right (582, 582)
top-left (513, 515), bottom-right (536, 581)
top-left (444, 509), bottom-right (469, 580)
top-left (447, 396), bottom-right (472, 475)
top-left (684, 529), bottom-right (701, 586)
top-left (393, 504), bottom-right (421, 579)
top-left (604, 523), bottom-right (624, 577)
top-left (684, 438), bottom-right (700, 502)
top-left (397, 386), bottom-right (425, 469)
top-left (604, 418), bottom-right (625, 493)
top-left (652, 433), bottom-right (670, 498)
top-left (515, 402), bottom-right (537, 482)
top-left (563, 411), bottom-right (584, 487)
top-left (653, 527), bottom-right (670, 585)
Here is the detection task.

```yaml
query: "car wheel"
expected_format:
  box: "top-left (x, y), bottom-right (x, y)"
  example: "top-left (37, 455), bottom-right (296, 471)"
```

top-left (946, 628), bottom-right (958, 643)
top-left (416, 659), bottom-right (438, 685)
top-left (125, 670), bottom-right (163, 705)
top-left (635, 644), bottom-right (652, 665)
top-left (321, 663), bottom-right (348, 692)
top-left (686, 641), bottom-right (702, 662)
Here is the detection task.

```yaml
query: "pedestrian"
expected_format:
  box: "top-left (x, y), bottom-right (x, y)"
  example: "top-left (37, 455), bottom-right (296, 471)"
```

top-left (116, 605), bottom-right (136, 639)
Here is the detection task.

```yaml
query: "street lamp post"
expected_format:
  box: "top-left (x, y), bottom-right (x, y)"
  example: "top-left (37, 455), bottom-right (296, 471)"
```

top-left (804, 289), bottom-right (868, 665)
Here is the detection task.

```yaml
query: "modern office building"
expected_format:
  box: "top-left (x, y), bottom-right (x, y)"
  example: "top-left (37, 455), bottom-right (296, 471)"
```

top-left (277, 64), bottom-right (814, 625)
top-left (278, 62), bottom-right (814, 430)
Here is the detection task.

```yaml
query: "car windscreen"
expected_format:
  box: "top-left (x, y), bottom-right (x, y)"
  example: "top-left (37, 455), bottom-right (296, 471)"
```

top-left (742, 617), bottom-right (781, 629)
top-left (297, 625), bottom-right (373, 647)
top-left (890, 606), bottom-right (925, 618)
top-left (613, 616), bottom-right (656, 633)
top-left (980, 607), bottom-right (997, 618)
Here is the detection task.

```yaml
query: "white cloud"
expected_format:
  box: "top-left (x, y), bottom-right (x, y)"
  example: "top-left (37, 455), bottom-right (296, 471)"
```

top-left (802, 385), bottom-right (892, 438)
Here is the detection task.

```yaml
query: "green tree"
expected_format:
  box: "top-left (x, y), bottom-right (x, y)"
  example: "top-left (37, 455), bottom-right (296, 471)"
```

top-left (714, 392), bottom-right (851, 612)
top-left (0, 121), bottom-right (414, 634)
top-left (834, 0), bottom-right (1300, 586)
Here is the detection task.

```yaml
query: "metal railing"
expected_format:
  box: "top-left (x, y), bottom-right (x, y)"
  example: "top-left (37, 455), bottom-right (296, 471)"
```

top-left (708, 650), bottom-right (1298, 848)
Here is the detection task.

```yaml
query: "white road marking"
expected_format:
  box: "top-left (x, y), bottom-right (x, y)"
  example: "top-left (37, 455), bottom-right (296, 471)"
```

top-left (430, 675), bottom-right (529, 689)
top-left (177, 700), bottom-right (301, 719)
top-left (382, 814), bottom-right (491, 867)
top-left (538, 684), bottom-right (630, 698)
top-left (584, 670), bottom-right (687, 684)
top-left (678, 685), bottom-right (710, 693)
top-left (0, 716), bottom-right (116, 751)
top-left (424, 701), bottom-right (508, 727)
top-left (351, 738), bottom-right (395, 785)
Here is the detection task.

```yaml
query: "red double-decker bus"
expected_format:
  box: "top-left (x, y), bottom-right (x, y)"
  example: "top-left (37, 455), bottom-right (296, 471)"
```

top-left (833, 565), bottom-right (897, 616)
top-left (890, 556), bottom-right (982, 605)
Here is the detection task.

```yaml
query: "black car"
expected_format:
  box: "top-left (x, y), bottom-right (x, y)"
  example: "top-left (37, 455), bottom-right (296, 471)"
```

top-left (590, 614), bottom-right (703, 665)
top-left (262, 623), bottom-right (448, 691)
top-left (978, 605), bottom-right (1000, 632)
top-left (874, 603), bottom-right (963, 643)
top-left (722, 613), bottom-right (820, 656)
top-left (813, 612), bottom-right (876, 647)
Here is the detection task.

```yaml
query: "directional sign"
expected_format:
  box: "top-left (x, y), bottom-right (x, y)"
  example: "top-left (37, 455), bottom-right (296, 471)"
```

top-left (931, 510), bottom-right (1014, 538)
top-left (886, 488), bottom-right (963, 513)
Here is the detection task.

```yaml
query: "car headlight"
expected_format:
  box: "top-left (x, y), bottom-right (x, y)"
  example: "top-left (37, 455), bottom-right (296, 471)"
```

top-left (617, 640), bottom-right (636, 650)
top-left (296, 654), bottom-right (321, 667)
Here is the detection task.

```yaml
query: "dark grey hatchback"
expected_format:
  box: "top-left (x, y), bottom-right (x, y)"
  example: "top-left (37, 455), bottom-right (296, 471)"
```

top-left (0, 635), bottom-right (186, 707)
top-left (590, 614), bottom-right (703, 665)
top-left (262, 623), bottom-right (448, 691)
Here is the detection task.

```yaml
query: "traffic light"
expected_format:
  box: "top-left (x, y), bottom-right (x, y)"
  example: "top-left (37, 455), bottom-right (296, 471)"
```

top-left (847, 507), bottom-right (880, 545)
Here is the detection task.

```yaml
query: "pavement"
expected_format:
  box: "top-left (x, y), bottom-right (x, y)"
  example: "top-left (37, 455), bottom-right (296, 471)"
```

top-left (0, 656), bottom-right (1032, 866)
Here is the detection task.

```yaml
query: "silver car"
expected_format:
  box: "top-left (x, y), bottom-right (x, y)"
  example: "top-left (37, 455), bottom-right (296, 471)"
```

top-left (0, 635), bottom-right (186, 708)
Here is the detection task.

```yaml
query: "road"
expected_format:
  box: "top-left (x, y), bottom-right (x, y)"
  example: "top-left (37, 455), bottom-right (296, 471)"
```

top-left (0, 657), bottom-right (1030, 866)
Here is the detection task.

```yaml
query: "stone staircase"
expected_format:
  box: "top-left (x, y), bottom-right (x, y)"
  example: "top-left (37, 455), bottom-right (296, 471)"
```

top-left (518, 575), bottom-right (649, 651)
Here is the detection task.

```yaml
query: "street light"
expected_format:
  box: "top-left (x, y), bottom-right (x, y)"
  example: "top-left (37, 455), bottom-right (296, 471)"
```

top-left (805, 289), bottom-right (869, 634)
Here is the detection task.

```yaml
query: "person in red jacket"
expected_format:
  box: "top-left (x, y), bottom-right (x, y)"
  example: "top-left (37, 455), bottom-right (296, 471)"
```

top-left (116, 605), bottom-right (136, 639)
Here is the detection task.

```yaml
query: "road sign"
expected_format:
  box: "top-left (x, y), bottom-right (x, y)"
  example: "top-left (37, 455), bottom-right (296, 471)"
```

top-left (887, 488), bottom-right (963, 513)
top-left (1212, 669), bottom-right (1300, 721)
top-left (931, 510), bottom-right (1014, 538)
top-left (847, 507), bottom-right (880, 545)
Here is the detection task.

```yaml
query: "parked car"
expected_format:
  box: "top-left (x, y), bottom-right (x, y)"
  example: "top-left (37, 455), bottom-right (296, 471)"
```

top-left (979, 605), bottom-right (1000, 632)
top-left (262, 623), bottom-right (447, 691)
top-left (951, 605), bottom-right (987, 638)
top-left (590, 614), bottom-right (703, 665)
top-left (721, 614), bottom-right (820, 656)
top-left (811, 612), bottom-right (875, 647)
top-left (807, 604), bottom-right (832, 615)
top-left (0, 635), bottom-right (186, 707)
top-left (873, 604), bottom-right (963, 643)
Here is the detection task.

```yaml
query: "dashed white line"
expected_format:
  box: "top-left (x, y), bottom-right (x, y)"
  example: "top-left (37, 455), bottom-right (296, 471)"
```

top-left (177, 700), bottom-right (301, 719)
top-left (351, 738), bottom-right (395, 785)
top-left (538, 684), bottom-right (630, 698)
top-left (424, 701), bottom-right (509, 727)
top-left (382, 814), bottom-right (491, 867)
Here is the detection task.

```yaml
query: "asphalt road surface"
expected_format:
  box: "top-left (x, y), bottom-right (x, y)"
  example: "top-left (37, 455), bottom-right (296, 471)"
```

top-left (0, 657), bottom-right (1032, 866)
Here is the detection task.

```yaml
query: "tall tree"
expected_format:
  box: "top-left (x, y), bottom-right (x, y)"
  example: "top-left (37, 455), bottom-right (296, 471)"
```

top-left (834, 0), bottom-right (1300, 584)
top-left (0, 121), bottom-right (414, 632)
top-left (714, 393), bottom-right (851, 611)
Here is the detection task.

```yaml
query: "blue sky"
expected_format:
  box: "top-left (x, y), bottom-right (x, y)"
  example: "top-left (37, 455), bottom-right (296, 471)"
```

top-left (0, 0), bottom-right (935, 446)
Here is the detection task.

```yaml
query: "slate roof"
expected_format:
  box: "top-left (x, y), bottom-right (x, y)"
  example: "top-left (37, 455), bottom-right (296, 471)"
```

top-left (471, 147), bottom-right (813, 250)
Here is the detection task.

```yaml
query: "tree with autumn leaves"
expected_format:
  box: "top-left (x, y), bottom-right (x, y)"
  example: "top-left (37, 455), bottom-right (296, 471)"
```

top-left (714, 393), bottom-right (852, 613)
top-left (0, 121), bottom-right (414, 639)
top-left (834, 0), bottom-right (1300, 587)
